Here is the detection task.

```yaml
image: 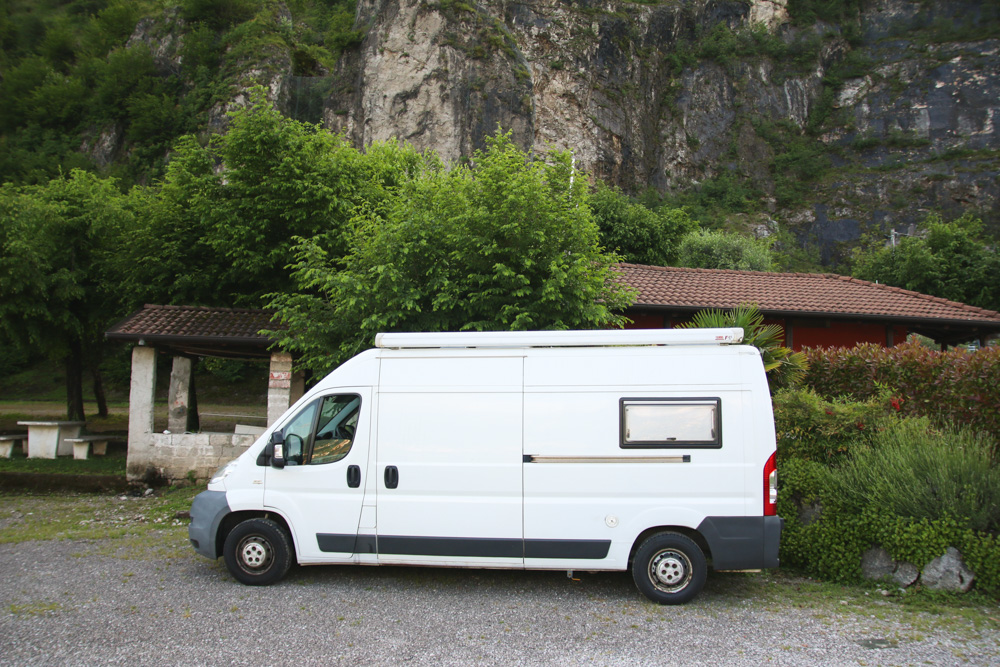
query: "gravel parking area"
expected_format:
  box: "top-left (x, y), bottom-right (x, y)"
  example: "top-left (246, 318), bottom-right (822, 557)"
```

top-left (2, 523), bottom-right (999, 666)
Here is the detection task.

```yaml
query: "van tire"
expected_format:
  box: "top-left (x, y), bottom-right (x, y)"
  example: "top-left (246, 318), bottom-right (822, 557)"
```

top-left (223, 518), bottom-right (293, 586)
top-left (632, 532), bottom-right (706, 605)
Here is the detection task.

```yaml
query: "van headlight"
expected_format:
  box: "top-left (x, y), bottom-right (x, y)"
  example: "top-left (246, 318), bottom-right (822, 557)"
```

top-left (210, 460), bottom-right (238, 486)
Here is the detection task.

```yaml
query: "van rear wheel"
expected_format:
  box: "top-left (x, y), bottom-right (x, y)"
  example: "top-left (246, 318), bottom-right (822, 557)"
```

top-left (223, 518), bottom-right (292, 586)
top-left (632, 532), bottom-right (706, 605)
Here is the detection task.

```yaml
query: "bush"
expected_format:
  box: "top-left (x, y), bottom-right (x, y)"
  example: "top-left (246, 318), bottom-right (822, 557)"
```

top-left (828, 418), bottom-right (1000, 533)
top-left (676, 229), bottom-right (773, 272)
top-left (774, 390), bottom-right (1000, 596)
top-left (772, 386), bottom-right (895, 464)
top-left (803, 342), bottom-right (1000, 446)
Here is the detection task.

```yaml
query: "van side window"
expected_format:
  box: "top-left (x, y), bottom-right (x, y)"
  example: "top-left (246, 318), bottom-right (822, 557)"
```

top-left (278, 394), bottom-right (361, 465)
top-left (310, 395), bottom-right (360, 465)
top-left (619, 398), bottom-right (722, 449)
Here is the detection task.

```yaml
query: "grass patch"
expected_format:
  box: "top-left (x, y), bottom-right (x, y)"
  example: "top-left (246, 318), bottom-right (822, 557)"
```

top-left (0, 485), bottom-right (203, 545)
top-left (0, 444), bottom-right (127, 475)
top-left (730, 570), bottom-right (1000, 636)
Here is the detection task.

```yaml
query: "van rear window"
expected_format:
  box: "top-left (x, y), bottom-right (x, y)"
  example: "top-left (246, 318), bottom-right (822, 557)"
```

top-left (620, 398), bottom-right (721, 448)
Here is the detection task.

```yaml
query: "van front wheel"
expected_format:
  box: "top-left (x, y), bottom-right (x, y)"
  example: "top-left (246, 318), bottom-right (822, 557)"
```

top-left (223, 518), bottom-right (293, 586)
top-left (632, 532), bottom-right (706, 605)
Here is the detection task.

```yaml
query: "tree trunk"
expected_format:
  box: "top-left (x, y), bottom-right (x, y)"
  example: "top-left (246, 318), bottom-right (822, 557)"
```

top-left (65, 340), bottom-right (85, 421)
top-left (91, 364), bottom-right (108, 418)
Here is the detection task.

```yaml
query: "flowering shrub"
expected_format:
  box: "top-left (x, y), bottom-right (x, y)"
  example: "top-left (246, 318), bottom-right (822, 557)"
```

top-left (802, 342), bottom-right (1000, 445)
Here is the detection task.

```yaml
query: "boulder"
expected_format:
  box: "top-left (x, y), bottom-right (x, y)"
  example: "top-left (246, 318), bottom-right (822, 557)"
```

top-left (861, 547), bottom-right (896, 581)
top-left (921, 547), bottom-right (974, 593)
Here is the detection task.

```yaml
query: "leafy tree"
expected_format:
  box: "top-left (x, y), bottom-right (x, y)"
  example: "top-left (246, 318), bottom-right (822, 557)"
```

top-left (677, 229), bottom-right (774, 271)
top-left (115, 89), bottom-right (423, 309)
top-left (679, 303), bottom-right (807, 390)
top-left (267, 131), bottom-right (636, 373)
top-left (850, 212), bottom-right (1000, 312)
top-left (0, 170), bottom-right (134, 419)
top-left (590, 182), bottom-right (698, 266)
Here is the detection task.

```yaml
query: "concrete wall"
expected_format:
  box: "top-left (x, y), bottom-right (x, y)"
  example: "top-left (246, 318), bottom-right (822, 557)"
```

top-left (147, 432), bottom-right (259, 483)
top-left (126, 348), bottom-right (296, 484)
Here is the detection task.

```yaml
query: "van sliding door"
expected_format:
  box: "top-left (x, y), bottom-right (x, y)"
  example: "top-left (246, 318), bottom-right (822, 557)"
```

top-left (375, 355), bottom-right (524, 567)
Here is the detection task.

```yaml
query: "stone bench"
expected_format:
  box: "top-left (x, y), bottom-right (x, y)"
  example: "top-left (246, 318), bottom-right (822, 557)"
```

top-left (0, 434), bottom-right (28, 458)
top-left (65, 436), bottom-right (112, 460)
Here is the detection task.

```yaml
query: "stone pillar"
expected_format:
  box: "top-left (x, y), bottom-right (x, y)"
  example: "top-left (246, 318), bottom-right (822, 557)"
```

top-left (127, 346), bottom-right (158, 481)
top-left (268, 352), bottom-right (294, 426)
top-left (291, 370), bottom-right (306, 404)
top-left (167, 356), bottom-right (192, 434)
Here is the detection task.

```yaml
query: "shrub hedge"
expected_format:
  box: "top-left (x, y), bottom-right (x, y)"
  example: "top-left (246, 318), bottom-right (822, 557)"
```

top-left (801, 342), bottom-right (1000, 445)
top-left (773, 386), bottom-right (1000, 597)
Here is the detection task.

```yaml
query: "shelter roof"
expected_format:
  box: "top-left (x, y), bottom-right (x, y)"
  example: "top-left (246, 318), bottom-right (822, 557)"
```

top-left (106, 305), bottom-right (285, 359)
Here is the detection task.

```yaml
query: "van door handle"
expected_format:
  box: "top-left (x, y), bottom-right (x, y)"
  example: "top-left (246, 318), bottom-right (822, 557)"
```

top-left (384, 465), bottom-right (398, 489)
top-left (347, 465), bottom-right (361, 488)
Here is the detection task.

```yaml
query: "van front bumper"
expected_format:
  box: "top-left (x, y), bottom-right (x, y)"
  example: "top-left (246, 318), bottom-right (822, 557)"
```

top-left (697, 515), bottom-right (784, 570)
top-left (188, 490), bottom-right (231, 559)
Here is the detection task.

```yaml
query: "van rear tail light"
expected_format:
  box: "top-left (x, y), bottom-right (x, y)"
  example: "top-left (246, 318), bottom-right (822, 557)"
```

top-left (763, 452), bottom-right (777, 516)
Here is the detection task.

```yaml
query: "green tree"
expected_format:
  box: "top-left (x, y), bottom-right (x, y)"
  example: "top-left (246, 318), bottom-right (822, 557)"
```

top-left (851, 212), bottom-right (1000, 312)
top-left (115, 89), bottom-right (422, 308)
top-left (677, 229), bottom-right (774, 271)
top-left (679, 303), bottom-right (807, 390)
top-left (267, 131), bottom-right (636, 373)
top-left (0, 170), bottom-right (134, 419)
top-left (590, 182), bottom-right (698, 266)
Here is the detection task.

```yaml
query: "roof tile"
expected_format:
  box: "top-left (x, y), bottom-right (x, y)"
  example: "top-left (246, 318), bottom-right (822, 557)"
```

top-left (618, 264), bottom-right (1000, 324)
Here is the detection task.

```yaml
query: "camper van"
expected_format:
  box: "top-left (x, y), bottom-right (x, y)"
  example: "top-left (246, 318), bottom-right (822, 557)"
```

top-left (189, 328), bottom-right (782, 604)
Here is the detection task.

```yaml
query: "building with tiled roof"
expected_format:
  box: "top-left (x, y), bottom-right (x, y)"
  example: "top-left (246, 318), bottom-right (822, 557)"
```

top-left (106, 305), bottom-right (285, 358)
top-left (618, 263), bottom-right (1000, 348)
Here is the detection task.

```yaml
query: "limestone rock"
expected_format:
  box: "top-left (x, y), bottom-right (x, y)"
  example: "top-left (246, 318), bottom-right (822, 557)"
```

top-left (921, 547), bottom-right (974, 593)
top-left (861, 547), bottom-right (896, 581)
top-left (892, 562), bottom-right (919, 587)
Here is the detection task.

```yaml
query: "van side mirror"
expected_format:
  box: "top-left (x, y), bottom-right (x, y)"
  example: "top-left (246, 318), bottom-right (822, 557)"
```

top-left (270, 431), bottom-right (286, 469)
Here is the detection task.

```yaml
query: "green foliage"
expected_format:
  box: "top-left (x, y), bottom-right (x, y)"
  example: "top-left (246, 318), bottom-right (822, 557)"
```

top-left (851, 212), bottom-right (1000, 312)
top-left (590, 182), bottom-right (698, 266)
top-left (772, 386), bottom-right (895, 464)
top-left (829, 418), bottom-right (1000, 532)
top-left (773, 385), bottom-right (1000, 596)
top-left (787, 0), bottom-right (864, 27)
top-left (0, 0), bottom-right (366, 186)
top-left (112, 89), bottom-right (422, 309)
top-left (267, 130), bottom-right (636, 374)
top-left (752, 118), bottom-right (832, 208)
top-left (680, 303), bottom-right (807, 390)
top-left (676, 229), bottom-right (774, 271)
top-left (802, 342), bottom-right (1000, 445)
top-left (0, 169), bottom-right (134, 418)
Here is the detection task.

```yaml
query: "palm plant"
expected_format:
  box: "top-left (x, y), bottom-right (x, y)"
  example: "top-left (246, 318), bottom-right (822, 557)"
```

top-left (679, 303), bottom-right (807, 390)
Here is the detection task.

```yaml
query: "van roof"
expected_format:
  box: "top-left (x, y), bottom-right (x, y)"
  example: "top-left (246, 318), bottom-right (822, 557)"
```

top-left (374, 328), bottom-right (744, 349)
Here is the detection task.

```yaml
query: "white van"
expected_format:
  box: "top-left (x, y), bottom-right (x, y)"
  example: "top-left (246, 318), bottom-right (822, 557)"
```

top-left (189, 328), bottom-right (782, 604)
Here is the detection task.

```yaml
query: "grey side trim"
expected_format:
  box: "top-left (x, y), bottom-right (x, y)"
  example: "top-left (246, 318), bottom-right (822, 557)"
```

top-left (696, 515), bottom-right (784, 570)
top-left (524, 539), bottom-right (611, 559)
top-left (188, 490), bottom-right (230, 559)
top-left (318, 535), bottom-right (613, 559)
top-left (379, 536), bottom-right (523, 558)
top-left (316, 533), bottom-right (377, 554)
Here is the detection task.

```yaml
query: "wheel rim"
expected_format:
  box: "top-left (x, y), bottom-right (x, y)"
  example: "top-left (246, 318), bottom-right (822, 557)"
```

top-left (236, 534), bottom-right (274, 574)
top-left (648, 548), bottom-right (693, 593)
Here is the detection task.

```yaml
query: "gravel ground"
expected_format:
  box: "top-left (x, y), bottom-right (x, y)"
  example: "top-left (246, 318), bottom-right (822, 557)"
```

top-left (2, 527), bottom-right (999, 667)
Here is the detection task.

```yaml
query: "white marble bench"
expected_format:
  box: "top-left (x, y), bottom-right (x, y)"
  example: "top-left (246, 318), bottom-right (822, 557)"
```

top-left (0, 434), bottom-right (28, 458)
top-left (64, 436), bottom-right (112, 460)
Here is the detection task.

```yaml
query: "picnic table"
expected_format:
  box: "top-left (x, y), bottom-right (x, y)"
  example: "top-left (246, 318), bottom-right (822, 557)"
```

top-left (16, 421), bottom-right (86, 459)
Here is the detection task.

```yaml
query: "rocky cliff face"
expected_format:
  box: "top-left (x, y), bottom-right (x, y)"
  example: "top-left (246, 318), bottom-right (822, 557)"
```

top-left (315, 0), bottom-right (998, 262)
